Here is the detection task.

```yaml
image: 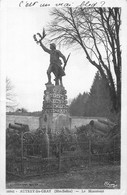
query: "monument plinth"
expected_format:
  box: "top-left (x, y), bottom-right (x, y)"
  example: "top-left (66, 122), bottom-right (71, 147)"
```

top-left (39, 83), bottom-right (71, 134)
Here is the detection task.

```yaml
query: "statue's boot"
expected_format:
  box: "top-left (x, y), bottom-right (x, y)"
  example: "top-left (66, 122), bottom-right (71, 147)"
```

top-left (54, 78), bottom-right (59, 85)
top-left (46, 74), bottom-right (52, 85)
top-left (59, 77), bottom-right (63, 86)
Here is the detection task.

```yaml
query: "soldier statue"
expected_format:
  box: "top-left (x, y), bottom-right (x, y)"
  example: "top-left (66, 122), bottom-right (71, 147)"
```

top-left (33, 29), bottom-right (70, 86)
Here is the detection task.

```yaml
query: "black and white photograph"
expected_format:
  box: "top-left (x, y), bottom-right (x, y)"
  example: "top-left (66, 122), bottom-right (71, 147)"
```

top-left (0, 0), bottom-right (127, 194)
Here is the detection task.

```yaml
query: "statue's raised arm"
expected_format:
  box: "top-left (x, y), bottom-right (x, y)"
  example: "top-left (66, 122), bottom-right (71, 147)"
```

top-left (33, 29), bottom-right (50, 54)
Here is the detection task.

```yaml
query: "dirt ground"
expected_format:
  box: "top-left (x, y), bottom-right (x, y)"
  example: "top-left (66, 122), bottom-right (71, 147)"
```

top-left (6, 165), bottom-right (120, 189)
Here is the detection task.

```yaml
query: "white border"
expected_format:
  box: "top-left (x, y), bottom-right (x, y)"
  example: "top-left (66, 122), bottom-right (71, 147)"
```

top-left (0, 0), bottom-right (127, 194)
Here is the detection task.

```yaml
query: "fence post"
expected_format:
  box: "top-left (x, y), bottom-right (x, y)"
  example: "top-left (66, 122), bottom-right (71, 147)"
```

top-left (113, 138), bottom-right (115, 165)
top-left (21, 131), bottom-right (24, 177)
top-left (88, 139), bottom-right (91, 168)
top-left (58, 141), bottom-right (61, 172)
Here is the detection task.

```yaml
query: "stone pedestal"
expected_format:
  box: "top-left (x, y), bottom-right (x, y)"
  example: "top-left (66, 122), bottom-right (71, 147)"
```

top-left (39, 83), bottom-right (71, 134)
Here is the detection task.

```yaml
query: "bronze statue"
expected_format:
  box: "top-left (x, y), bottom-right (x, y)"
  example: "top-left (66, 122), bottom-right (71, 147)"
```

top-left (33, 29), bottom-right (70, 86)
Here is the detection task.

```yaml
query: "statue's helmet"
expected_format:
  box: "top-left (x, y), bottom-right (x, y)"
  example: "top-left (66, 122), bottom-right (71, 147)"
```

top-left (50, 43), bottom-right (56, 49)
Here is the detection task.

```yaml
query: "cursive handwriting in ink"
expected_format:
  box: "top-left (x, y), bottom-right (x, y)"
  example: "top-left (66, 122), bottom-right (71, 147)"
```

top-left (18, 0), bottom-right (105, 8)
top-left (80, 0), bottom-right (106, 7)
top-left (100, 1), bottom-right (105, 7)
top-left (80, 1), bottom-right (98, 7)
top-left (55, 3), bottom-right (72, 7)
top-left (19, 1), bottom-right (38, 7)
top-left (40, 3), bottom-right (50, 7)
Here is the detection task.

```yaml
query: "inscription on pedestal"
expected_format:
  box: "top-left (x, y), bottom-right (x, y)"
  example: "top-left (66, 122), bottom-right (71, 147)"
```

top-left (39, 84), bottom-right (71, 133)
top-left (43, 84), bottom-right (68, 114)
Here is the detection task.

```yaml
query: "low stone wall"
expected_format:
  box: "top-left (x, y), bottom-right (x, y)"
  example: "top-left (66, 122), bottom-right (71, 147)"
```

top-left (6, 115), bottom-right (106, 131)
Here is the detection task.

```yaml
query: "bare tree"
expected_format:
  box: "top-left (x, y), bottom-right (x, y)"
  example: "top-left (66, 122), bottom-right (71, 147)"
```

top-left (6, 78), bottom-right (17, 111)
top-left (47, 7), bottom-right (121, 113)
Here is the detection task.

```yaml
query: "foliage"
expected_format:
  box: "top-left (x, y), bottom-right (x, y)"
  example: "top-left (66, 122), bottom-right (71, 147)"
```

top-left (6, 127), bottom-right (49, 158)
top-left (84, 71), bottom-right (113, 117)
top-left (6, 78), bottom-right (17, 112)
top-left (69, 71), bottom-right (113, 118)
top-left (48, 7), bottom-right (121, 113)
top-left (76, 121), bottom-right (120, 158)
top-left (6, 128), bottom-right (21, 158)
top-left (6, 111), bottom-right (42, 117)
top-left (69, 92), bottom-right (89, 116)
top-left (51, 127), bottom-right (77, 156)
top-left (6, 125), bottom-right (77, 160)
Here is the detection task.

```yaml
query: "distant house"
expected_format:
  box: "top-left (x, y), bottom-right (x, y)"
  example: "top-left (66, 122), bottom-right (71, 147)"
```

top-left (16, 109), bottom-right (22, 113)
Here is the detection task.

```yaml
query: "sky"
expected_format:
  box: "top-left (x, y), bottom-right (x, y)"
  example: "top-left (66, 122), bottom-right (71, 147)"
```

top-left (5, 7), bottom-right (97, 112)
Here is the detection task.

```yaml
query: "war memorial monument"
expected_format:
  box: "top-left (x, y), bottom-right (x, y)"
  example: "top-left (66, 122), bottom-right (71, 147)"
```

top-left (33, 29), bottom-right (71, 135)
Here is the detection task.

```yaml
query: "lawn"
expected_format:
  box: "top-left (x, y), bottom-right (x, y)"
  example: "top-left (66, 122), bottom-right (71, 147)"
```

top-left (6, 165), bottom-right (120, 189)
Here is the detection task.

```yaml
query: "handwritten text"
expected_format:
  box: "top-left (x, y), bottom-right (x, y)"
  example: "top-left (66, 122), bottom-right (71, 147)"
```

top-left (19, 1), bottom-right (106, 8)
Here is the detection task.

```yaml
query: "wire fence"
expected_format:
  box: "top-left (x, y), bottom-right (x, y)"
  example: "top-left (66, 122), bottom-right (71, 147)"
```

top-left (6, 134), bottom-right (120, 179)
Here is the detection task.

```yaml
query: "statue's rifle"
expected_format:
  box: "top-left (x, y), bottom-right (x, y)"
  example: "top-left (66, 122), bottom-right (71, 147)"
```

top-left (63, 53), bottom-right (71, 71)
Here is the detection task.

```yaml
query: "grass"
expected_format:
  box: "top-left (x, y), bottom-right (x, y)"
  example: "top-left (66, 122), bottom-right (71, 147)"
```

top-left (6, 165), bottom-right (120, 189)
